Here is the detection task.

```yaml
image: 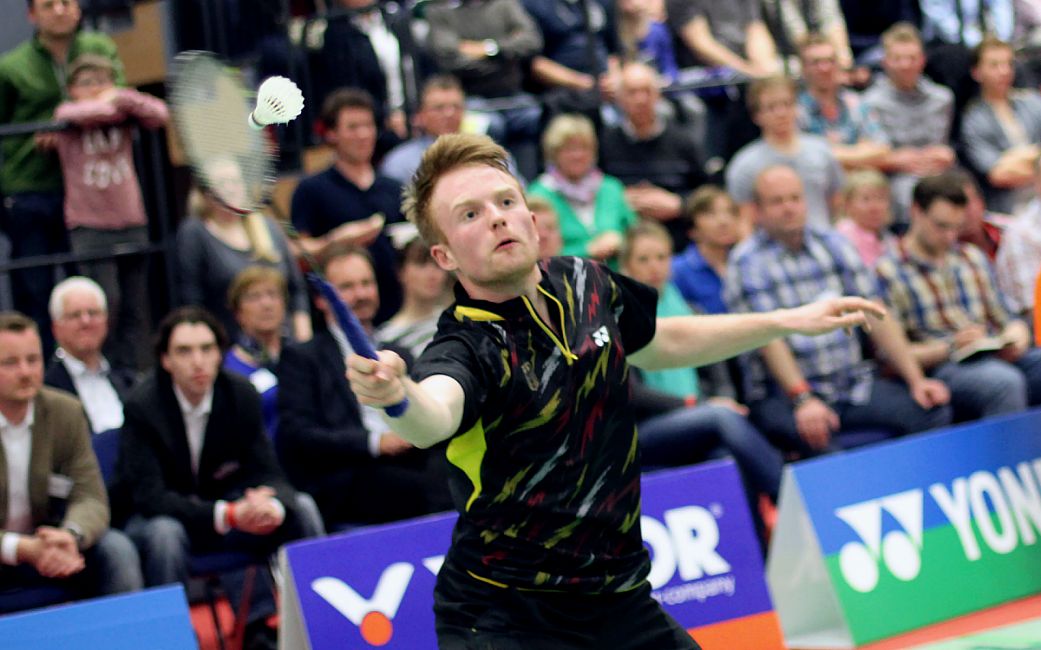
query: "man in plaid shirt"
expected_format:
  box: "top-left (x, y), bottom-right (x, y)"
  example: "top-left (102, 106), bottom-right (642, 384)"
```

top-left (876, 172), bottom-right (1041, 420)
top-left (726, 165), bottom-right (951, 456)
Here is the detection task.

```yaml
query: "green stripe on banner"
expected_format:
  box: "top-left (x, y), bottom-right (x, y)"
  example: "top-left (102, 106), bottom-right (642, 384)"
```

top-left (825, 518), bottom-right (1041, 644)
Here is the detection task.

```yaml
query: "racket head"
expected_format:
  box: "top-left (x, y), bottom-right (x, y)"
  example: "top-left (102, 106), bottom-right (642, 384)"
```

top-left (168, 50), bottom-right (275, 215)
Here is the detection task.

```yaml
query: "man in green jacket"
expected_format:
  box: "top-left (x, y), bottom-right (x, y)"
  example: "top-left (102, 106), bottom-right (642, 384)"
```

top-left (0, 0), bottom-right (124, 343)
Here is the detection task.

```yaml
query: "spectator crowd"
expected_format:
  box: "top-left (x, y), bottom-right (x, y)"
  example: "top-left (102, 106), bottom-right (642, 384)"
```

top-left (4, 0), bottom-right (1041, 646)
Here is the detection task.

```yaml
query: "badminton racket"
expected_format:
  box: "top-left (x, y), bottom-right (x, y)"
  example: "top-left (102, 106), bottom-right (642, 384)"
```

top-left (167, 50), bottom-right (408, 416)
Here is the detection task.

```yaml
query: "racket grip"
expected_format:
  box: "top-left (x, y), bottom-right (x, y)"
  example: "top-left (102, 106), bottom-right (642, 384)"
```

top-left (306, 273), bottom-right (409, 416)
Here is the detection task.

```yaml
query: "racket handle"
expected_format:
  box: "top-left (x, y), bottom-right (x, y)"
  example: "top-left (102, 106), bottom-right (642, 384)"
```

top-left (306, 273), bottom-right (409, 417)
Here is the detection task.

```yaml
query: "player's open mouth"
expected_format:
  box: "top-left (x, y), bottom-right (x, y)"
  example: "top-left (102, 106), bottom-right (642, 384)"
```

top-left (496, 239), bottom-right (518, 250)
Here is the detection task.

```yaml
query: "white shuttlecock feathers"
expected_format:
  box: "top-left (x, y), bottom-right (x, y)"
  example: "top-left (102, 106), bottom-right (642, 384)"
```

top-left (248, 76), bottom-right (305, 129)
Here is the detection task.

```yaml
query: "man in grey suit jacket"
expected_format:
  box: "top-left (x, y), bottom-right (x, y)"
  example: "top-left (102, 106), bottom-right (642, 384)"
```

top-left (0, 311), bottom-right (141, 608)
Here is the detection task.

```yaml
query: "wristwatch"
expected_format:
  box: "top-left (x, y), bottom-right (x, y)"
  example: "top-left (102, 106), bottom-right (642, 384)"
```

top-left (482, 39), bottom-right (500, 57)
top-left (64, 527), bottom-right (85, 548)
top-left (791, 390), bottom-right (817, 409)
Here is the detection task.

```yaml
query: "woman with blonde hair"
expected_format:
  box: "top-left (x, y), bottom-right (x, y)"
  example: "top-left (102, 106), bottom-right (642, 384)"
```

top-left (176, 158), bottom-right (312, 341)
top-left (528, 114), bottom-right (638, 266)
top-left (835, 169), bottom-right (898, 268)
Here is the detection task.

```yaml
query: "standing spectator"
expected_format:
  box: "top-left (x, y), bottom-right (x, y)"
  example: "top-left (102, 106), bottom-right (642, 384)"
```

top-left (528, 114), bottom-right (638, 265)
top-left (177, 163), bottom-right (311, 342)
top-left (960, 37), bottom-right (1041, 215)
top-left (376, 239), bottom-right (454, 360)
top-left (726, 76), bottom-right (845, 231)
top-left (0, 0), bottom-right (124, 349)
top-left (760, 0), bottom-right (856, 74)
top-left (0, 311), bottom-right (142, 608)
top-left (726, 165), bottom-right (950, 455)
top-left (875, 173), bottom-right (1041, 419)
top-left (671, 186), bottom-right (741, 315)
top-left (291, 88), bottom-right (405, 323)
top-left (599, 61), bottom-right (708, 250)
top-left (863, 23), bottom-right (956, 226)
top-left (224, 266), bottom-right (290, 438)
top-left (424, 0), bottom-right (543, 179)
top-left (616, 0), bottom-right (679, 81)
top-left (796, 34), bottom-right (891, 171)
top-left (44, 277), bottom-right (136, 435)
top-left (834, 170), bottom-right (899, 268)
top-left (118, 307), bottom-right (321, 650)
top-left (995, 158), bottom-right (1041, 319)
top-left (54, 54), bottom-right (168, 371)
top-left (277, 245), bottom-right (451, 527)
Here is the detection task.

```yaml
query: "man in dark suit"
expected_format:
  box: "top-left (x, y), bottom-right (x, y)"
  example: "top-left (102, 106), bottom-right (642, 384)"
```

top-left (118, 306), bottom-right (320, 649)
top-left (44, 277), bottom-right (136, 434)
top-left (278, 244), bottom-right (450, 528)
top-left (0, 311), bottom-right (141, 607)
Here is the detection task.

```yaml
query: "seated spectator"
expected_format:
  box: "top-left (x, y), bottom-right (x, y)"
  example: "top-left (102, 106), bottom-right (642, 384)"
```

top-left (617, 0), bottom-right (679, 81)
top-left (278, 245), bottom-right (451, 527)
top-left (954, 167), bottom-right (1011, 261)
top-left (961, 37), bottom-right (1041, 215)
top-left (834, 170), bottom-right (898, 268)
top-left (863, 22), bottom-right (956, 227)
top-left (291, 88), bottom-right (405, 323)
top-left (621, 222), bottom-right (783, 505)
top-left (726, 76), bottom-right (845, 231)
top-left (528, 114), bottom-right (638, 265)
top-left (424, 0), bottom-right (543, 179)
top-left (375, 239), bottom-right (454, 359)
top-left (380, 76), bottom-right (467, 185)
top-left (0, 311), bottom-right (142, 607)
top-left (119, 307), bottom-right (322, 650)
top-left (599, 61), bottom-right (708, 250)
top-left (177, 161), bottom-right (311, 342)
top-left (875, 173), bottom-right (1041, 420)
top-left (224, 266), bottom-right (291, 438)
top-left (761, 0), bottom-right (857, 77)
top-left (54, 54), bottom-right (168, 371)
top-left (671, 185), bottom-right (741, 315)
top-left (529, 195), bottom-right (564, 258)
top-left (726, 165), bottom-right (951, 456)
top-left (44, 277), bottom-right (136, 434)
top-left (796, 33), bottom-right (891, 171)
top-left (995, 157), bottom-right (1041, 319)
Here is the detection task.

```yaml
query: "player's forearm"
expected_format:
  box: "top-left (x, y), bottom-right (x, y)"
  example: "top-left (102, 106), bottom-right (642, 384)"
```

top-left (381, 376), bottom-right (462, 449)
top-left (629, 311), bottom-right (790, 370)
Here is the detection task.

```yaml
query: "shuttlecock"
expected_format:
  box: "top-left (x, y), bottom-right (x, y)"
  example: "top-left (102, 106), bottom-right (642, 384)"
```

top-left (248, 76), bottom-right (305, 129)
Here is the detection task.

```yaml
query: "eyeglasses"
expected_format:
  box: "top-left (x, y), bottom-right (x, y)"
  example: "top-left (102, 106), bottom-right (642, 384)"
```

top-left (240, 287), bottom-right (284, 303)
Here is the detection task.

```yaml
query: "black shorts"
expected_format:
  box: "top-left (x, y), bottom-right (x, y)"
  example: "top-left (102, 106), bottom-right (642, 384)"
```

top-left (433, 562), bottom-right (701, 650)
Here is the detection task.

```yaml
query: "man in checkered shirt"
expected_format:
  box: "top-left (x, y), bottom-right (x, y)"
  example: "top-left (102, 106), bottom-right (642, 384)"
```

top-left (726, 165), bottom-right (951, 456)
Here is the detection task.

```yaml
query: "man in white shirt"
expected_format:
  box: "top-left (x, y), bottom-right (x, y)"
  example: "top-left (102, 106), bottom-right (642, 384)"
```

top-left (44, 277), bottom-right (136, 434)
top-left (0, 311), bottom-right (141, 610)
top-left (118, 307), bottom-right (320, 649)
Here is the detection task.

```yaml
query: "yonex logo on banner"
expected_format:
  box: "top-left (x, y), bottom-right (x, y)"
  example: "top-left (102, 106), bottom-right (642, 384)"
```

top-left (835, 489), bottom-right (923, 593)
top-left (311, 556), bottom-right (444, 646)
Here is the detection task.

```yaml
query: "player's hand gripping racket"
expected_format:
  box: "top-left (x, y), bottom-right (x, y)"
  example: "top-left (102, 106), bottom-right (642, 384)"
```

top-left (168, 51), bottom-right (408, 416)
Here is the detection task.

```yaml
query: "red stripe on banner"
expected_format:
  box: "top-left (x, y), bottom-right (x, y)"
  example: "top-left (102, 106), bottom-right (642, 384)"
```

top-left (688, 610), bottom-right (786, 650)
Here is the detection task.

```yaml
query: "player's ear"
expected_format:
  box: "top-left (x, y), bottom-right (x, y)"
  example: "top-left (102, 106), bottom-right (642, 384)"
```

top-left (429, 243), bottom-right (458, 272)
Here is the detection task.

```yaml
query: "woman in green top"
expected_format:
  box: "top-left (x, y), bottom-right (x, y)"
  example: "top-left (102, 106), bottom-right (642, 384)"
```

top-left (528, 114), bottom-right (637, 267)
top-left (621, 221), bottom-right (783, 506)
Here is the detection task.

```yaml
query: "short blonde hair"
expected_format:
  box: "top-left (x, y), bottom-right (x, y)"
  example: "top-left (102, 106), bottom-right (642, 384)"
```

top-left (843, 169), bottom-right (890, 203)
top-left (541, 113), bottom-right (597, 165)
top-left (746, 75), bottom-right (797, 114)
top-left (227, 265), bottom-right (287, 313)
top-left (402, 133), bottom-right (514, 245)
top-left (881, 22), bottom-right (922, 51)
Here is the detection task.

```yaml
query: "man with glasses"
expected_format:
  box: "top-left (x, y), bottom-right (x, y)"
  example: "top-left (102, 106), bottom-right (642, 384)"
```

top-left (875, 172), bottom-right (1041, 420)
top-left (0, 0), bottom-right (125, 350)
top-left (380, 76), bottom-right (470, 185)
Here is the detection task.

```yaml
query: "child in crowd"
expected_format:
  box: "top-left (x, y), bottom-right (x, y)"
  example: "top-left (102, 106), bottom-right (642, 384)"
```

top-left (54, 54), bottom-right (169, 369)
top-left (834, 170), bottom-right (898, 268)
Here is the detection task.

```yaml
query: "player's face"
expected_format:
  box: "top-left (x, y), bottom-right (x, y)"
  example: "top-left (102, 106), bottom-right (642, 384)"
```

top-left (52, 289), bottom-right (108, 360)
top-left (755, 167), bottom-right (808, 246)
top-left (329, 107), bottom-right (377, 166)
top-left (418, 88), bottom-right (465, 137)
top-left (29, 0), bottom-right (81, 40)
top-left (883, 41), bottom-right (925, 91)
top-left (161, 323), bottom-right (222, 403)
top-left (429, 164), bottom-right (540, 296)
top-left (234, 280), bottom-right (286, 338)
top-left (623, 234), bottom-right (671, 291)
top-left (845, 185), bottom-right (891, 233)
top-left (0, 329), bottom-right (43, 408)
top-left (325, 254), bottom-right (380, 326)
top-left (912, 199), bottom-right (964, 257)
top-left (691, 196), bottom-right (741, 249)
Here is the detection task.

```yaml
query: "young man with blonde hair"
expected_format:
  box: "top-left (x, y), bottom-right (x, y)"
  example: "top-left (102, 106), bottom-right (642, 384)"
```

top-left (347, 133), bottom-right (883, 649)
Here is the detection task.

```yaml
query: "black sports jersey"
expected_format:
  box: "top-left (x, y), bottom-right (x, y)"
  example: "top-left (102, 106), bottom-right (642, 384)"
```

top-left (413, 256), bottom-right (658, 592)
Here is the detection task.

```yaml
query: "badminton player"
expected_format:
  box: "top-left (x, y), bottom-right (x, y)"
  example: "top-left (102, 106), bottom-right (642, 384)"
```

top-left (346, 134), bottom-right (883, 649)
